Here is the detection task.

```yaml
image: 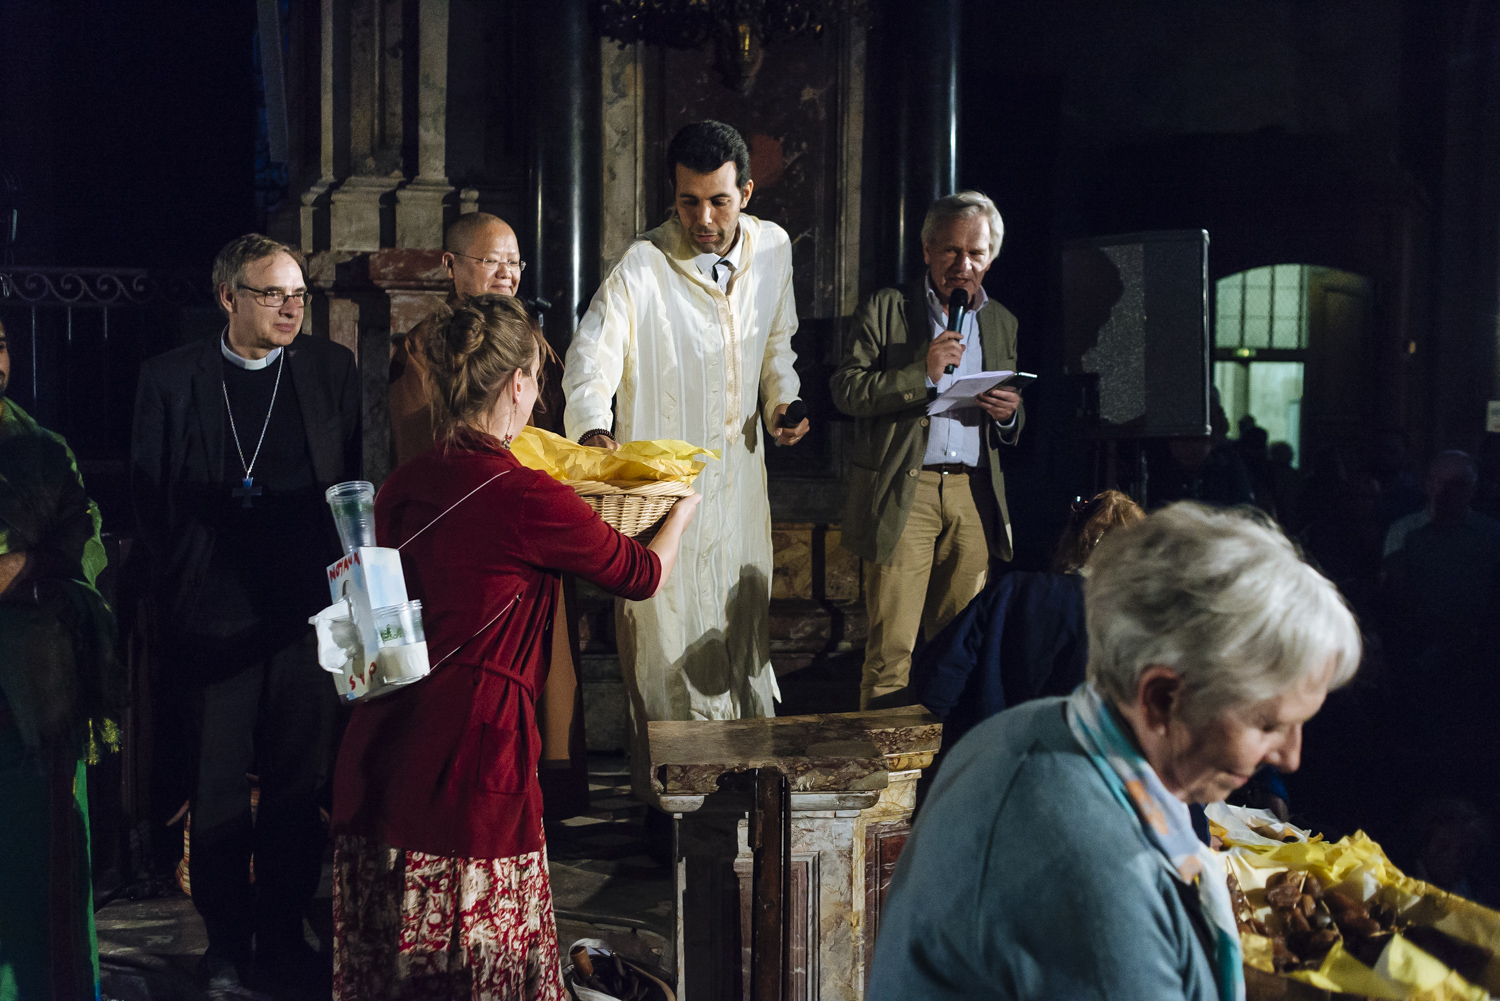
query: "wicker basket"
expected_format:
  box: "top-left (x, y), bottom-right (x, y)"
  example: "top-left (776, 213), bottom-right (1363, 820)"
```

top-left (582, 494), bottom-right (677, 540)
top-left (568, 479), bottom-right (693, 540)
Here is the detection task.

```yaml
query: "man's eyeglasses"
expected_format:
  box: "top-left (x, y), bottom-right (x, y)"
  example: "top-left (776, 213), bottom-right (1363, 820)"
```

top-left (449, 253), bottom-right (527, 275)
top-left (238, 285), bottom-right (311, 308)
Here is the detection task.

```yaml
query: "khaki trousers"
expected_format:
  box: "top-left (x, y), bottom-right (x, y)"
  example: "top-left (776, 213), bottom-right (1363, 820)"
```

top-left (860, 470), bottom-right (997, 707)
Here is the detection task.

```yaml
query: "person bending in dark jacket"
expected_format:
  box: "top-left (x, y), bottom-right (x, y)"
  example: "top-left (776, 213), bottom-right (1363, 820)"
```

top-left (909, 490), bottom-right (1143, 745)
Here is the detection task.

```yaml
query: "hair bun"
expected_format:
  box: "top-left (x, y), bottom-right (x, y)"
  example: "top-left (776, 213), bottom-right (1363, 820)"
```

top-left (423, 293), bottom-right (547, 441)
top-left (453, 310), bottom-right (489, 367)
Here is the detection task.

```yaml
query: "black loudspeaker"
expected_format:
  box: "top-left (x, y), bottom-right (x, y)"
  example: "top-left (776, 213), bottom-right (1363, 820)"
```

top-left (1061, 230), bottom-right (1210, 438)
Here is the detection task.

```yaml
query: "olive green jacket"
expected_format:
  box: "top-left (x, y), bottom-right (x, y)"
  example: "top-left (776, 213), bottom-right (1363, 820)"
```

top-left (831, 282), bottom-right (1023, 565)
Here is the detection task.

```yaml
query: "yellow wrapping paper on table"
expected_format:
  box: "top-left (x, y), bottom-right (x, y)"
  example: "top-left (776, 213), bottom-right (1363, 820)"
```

top-left (1213, 805), bottom-right (1500, 1000)
top-left (511, 426), bottom-right (718, 485)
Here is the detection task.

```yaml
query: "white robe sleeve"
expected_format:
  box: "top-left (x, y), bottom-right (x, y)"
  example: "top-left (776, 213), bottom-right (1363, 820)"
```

top-left (758, 251), bottom-right (801, 432)
top-left (563, 262), bottom-right (634, 441)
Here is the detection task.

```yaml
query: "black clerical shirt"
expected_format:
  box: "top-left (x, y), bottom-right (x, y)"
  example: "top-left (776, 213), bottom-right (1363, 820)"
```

top-left (190, 352), bottom-right (338, 650)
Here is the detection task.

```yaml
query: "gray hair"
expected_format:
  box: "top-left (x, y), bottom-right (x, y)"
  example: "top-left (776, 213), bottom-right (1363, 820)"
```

top-left (1085, 503), bottom-right (1361, 724)
top-left (211, 234), bottom-right (307, 316)
top-left (921, 190), bottom-right (1005, 261)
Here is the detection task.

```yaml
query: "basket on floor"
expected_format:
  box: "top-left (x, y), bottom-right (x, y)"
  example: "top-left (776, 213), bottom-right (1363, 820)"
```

top-left (567, 479), bottom-right (692, 540)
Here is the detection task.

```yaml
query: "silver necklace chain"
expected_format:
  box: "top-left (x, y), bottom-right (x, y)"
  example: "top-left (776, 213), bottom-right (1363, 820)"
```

top-left (222, 351), bottom-right (284, 482)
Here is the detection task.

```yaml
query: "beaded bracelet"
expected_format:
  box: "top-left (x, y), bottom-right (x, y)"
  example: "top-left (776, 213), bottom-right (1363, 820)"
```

top-left (577, 428), bottom-right (616, 446)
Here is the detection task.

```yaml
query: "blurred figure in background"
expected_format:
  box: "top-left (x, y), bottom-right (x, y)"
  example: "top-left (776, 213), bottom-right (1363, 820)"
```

top-left (1384, 450), bottom-right (1500, 556)
top-left (0, 318), bottom-right (120, 1001)
top-left (1475, 435), bottom-right (1500, 522)
top-left (908, 490), bottom-right (1142, 746)
top-left (1371, 427), bottom-right (1425, 535)
top-left (1380, 450), bottom-right (1500, 812)
top-left (1267, 440), bottom-right (1302, 529)
top-left (1398, 797), bottom-right (1494, 905)
top-left (1233, 415), bottom-right (1276, 514)
top-left (1148, 397), bottom-right (1254, 509)
top-left (1297, 446), bottom-right (1385, 612)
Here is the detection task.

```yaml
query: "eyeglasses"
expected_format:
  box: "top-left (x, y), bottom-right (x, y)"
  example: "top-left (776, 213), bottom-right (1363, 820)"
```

top-left (238, 284), bottom-right (311, 308)
top-left (449, 252), bottom-right (527, 275)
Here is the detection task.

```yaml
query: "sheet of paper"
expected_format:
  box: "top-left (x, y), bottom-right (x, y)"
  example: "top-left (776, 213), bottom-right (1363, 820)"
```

top-left (927, 370), bottom-right (1035, 415)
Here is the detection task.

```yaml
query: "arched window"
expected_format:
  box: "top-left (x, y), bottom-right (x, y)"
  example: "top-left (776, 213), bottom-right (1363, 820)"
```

top-left (1214, 264), bottom-right (1308, 465)
top-left (1213, 263), bottom-right (1371, 468)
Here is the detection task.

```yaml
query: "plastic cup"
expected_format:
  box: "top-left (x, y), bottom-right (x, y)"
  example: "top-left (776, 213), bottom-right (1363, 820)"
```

top-left (326, 481), bottom-right (377, 554)
top-left (372, 600), bottom-right (428, 684)
top-left (372, 600), bottom-right (425, 647)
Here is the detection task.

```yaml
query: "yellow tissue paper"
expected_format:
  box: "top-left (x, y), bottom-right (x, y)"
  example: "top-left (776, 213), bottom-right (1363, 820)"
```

top-left (511, 426), bottom-right (718, 485)
top-left (1213, 805), bottom-right (1500, 1000)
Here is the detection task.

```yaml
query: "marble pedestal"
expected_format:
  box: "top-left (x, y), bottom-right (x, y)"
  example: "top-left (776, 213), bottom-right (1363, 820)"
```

top-left (646, 707), bottom-right (941, 1001)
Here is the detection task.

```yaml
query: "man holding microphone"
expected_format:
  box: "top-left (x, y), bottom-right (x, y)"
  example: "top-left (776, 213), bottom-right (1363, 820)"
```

top-left (832, 191), bottom-right (1023, 709)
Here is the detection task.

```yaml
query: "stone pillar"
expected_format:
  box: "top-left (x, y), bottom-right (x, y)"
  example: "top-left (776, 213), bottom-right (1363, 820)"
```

top-left (300, 0), bottom-right (349, 255)
top-left (396, 0), bottom-right (455, 248)
top-left (329, 0), bottom-right (407, 252)
top-left (600, 39), bottom-right (655, 278)
top-left (528, 0), bottom-right (602, 353)
top-left (872, 0), bottom-right (960, 289)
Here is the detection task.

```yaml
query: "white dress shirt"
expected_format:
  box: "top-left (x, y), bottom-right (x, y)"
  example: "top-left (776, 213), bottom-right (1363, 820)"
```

top-left (922, 280), bottom-right (1015, 467)
top-left (693, 226), bottom-right (746, 293)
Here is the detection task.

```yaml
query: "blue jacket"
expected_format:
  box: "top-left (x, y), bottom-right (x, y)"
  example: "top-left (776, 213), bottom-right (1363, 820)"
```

top-left (868, 699), bottom-right (1220, 999)
top-left (909, 571), bottom-right (1088, 745)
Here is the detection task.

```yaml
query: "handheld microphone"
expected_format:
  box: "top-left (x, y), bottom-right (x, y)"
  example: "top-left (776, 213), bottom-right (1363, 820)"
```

top-left (943, 287), bottom-right (970, 375)
top-left (778, 399), bottom-right (808, 428)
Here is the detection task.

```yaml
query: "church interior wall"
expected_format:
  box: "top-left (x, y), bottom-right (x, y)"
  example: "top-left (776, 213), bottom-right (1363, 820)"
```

top-left (3, 0), bottom-right (1499, 718)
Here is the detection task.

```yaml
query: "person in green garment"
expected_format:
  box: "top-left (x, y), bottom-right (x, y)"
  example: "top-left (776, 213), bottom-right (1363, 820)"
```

top-left (0, 316), bottom-right (122, 1001)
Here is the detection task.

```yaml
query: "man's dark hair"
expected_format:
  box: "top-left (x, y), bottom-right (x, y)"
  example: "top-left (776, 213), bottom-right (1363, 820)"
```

top-left (667, 120), bottom-right (751, 190)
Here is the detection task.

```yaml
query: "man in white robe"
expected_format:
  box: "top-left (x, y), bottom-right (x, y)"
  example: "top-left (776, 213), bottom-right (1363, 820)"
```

top-left (563, 120), bottom-right (807, 727)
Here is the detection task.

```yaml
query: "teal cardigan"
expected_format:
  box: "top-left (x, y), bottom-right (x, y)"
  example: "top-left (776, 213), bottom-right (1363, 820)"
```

top-left (868, 698), bottom-right (1221, 1000)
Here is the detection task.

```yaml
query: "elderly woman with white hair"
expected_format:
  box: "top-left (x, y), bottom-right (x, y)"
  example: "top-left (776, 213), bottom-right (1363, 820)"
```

top-left (867, 502), bottom-right (1361, 1000)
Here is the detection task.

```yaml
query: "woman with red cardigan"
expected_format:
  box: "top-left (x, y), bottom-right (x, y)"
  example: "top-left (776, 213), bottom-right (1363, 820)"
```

top-left (330, 294), bottom-right (699, 999)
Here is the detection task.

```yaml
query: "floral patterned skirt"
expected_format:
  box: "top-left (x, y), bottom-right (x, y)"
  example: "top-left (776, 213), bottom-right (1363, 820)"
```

top-left (332, 834), bottom-right (566, 1001)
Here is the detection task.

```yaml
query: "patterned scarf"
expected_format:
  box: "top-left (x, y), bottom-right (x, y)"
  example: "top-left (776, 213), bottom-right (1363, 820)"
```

top-left (1066, 683), bottom-right (1245, 1001)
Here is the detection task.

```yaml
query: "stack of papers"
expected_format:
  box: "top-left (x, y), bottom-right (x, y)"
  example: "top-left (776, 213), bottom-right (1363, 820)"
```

top-left (927, 371), bottom-right (1037, 416)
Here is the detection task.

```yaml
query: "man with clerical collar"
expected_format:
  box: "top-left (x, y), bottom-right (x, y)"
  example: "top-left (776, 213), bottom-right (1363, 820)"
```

top-left (832, 191), bottom-right (1024, 709)
top-left (388, 211), bottom-right (567, 466)
top-left (563, 119), bottom-right (808, 743)
top-left (131, 234), bottom-right (360, 990)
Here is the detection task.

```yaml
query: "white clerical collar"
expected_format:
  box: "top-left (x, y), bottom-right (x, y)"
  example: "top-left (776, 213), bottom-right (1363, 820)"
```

top-left (693, 226), bottom-right (745, 289)
top-left (926, 276), bottom-right (989, 323)
top-left (221, 331), bottom-right (283, 370)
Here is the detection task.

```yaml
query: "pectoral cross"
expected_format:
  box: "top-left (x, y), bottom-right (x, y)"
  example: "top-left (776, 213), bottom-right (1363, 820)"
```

top-left (232, 476), bottom-right (262, 509)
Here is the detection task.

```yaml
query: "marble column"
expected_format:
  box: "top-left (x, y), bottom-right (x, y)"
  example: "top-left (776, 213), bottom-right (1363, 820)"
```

top-left (396, 0), bottom-right (455, 249)
top-left (328, 0), bottom-right (407, 252)
top-left (600, 39), bottom-right (655, 278)
top-left (872, 0), bottom-right (960, 289)
top-left (299, 0), bottom-right (349, 255)
top-left (528, 0), bottom-right (602, 353)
